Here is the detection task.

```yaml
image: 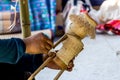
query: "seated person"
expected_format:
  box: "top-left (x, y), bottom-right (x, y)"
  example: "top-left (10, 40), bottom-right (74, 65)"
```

top-left (0, 32), bottom-right (74, 80)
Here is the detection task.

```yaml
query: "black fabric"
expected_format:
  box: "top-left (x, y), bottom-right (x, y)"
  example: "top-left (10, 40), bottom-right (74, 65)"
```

top-left (0, 54), bottom-right (43, 80)
top-left (0, 63), bottom-right (24, 80)
top-left (17, 54), bottom-right (43, 73)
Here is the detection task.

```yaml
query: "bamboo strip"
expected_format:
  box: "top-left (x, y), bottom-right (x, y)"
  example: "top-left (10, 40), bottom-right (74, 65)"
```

top-left (19, 0), bottom-right (31, 38)
top-left (54, 70), bottom-right (65, 80)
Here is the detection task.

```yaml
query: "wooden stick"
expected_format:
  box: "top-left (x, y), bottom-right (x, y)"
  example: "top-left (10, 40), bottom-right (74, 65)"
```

top-left (54, 70), bottom-right (65, 80)
top-left (53, 34), bottom-right (67, 48)
top-left (28, 53), bottom-right (56, 80)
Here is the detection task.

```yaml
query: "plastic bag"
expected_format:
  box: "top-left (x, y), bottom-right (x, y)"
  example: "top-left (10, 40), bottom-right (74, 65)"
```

top-left (96, 20), bottom-right (120, 35)
top-left (97, 0), bottom-right (120, 24)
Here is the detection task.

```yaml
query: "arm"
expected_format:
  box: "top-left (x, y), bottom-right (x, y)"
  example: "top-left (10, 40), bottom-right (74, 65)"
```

top-left (0, 38), bottom-right (26, 64)
top-left (0, 32), bottom-right (53, 64)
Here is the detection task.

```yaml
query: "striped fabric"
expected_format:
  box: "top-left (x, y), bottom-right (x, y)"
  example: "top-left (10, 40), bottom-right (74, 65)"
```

top-left (30, 0), bottom-right (56, 33)
top-left (0, 0), bottom-right (56, 36)
top-left (0, 12), bottom-right (21, 34)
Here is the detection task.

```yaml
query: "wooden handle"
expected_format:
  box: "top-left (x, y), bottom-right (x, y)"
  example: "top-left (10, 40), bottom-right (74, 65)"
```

top-left (28, 53), bottom-right (56, 80)
top-left (54, 70), bottom-right (65, 80)
top-left (53, 34), bottom-right (67, 48)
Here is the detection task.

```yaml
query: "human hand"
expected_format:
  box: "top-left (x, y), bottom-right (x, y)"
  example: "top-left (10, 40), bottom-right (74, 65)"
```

top-left (23, 32), bottom-right (53, 54)
top-left (43, 51), bottom-right (74, 72)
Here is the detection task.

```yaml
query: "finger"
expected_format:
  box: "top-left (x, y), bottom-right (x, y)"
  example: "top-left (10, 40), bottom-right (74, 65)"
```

top-left (39, 43), bottom-right (49, 54)
top-left (41, 34), bottom-right (53, 46)
top-left (42, 42), bottom-right (53, 50)
top-left (45, 43), bottom-right (53, 50)
top-left (67, 66), bottom-right (74, 71)
top-left (40, 48), bottom-right (49, 54)
top-left (46, 39), bottom-right (53, 47)
top-left (67, 62), bottom-right (74, 69)
top-left (67, 68), bottom-right (73, 72)
top-left (44, 38), bottom-right (53, 47)
top-left (46, 44), bottom-right (52, 50)
top-left (66, 61), bottom-right (74, 72)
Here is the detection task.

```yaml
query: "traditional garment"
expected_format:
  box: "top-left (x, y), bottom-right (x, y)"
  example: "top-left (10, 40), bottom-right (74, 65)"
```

top-left (0, 38), bottom-right (25, 64)
top-left (0, 38), bottom-right (43, 80)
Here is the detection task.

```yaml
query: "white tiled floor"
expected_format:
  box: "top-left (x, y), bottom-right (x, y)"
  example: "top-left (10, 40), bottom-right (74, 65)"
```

top-left (35, 33), bottom-right (120, 80)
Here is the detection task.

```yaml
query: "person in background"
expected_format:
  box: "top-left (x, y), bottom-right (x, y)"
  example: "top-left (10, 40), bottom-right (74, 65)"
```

top-left (0, 32), bottom-right (74, 80)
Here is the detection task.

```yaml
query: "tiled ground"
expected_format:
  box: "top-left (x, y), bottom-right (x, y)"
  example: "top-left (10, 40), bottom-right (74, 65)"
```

top-left (35, 33), bottom-right (120, 80)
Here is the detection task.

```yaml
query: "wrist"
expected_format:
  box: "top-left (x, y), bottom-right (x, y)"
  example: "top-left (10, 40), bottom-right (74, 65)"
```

top-left (23, 38), bottom-right (31, 54)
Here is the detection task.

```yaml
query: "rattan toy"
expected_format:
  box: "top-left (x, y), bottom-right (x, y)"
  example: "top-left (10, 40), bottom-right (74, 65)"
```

top-left (28, 13), bottom-right (97, 80)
